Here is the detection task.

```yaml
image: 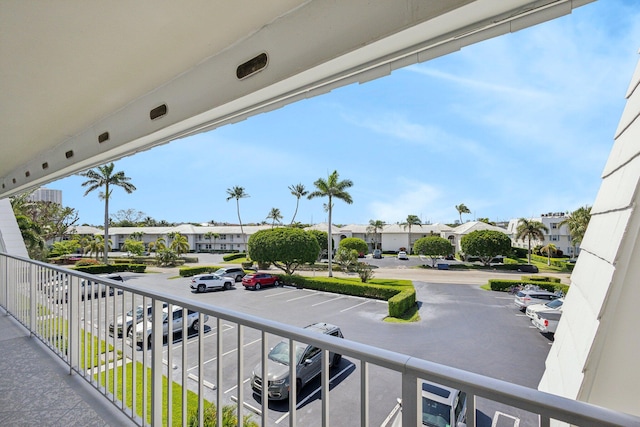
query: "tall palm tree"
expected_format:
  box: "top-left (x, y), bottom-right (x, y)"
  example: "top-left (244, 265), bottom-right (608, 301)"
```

top-left (366, 219), bottom-right (386, 250)
top-left (541, 243), bottom-right (557, 266)
top-left (559, 206), bottom-right (591, 257)
top-left (455, 203), bottom-right (471, 224)
top-left (79, 163), bottom-right (136, 264)
top-left (400, 214), bottom-right (421, 254)
top-left (226, 186), bottom-right (249, 247)
top-left (266, 208), bottom-right (283, 228)
top-left (515, 218), bottom-right (549, 264)
top-left (85, 235), bottom-right (111, 260)
top-left (170, 232), bottom-right (190, 257)
top-left (203, 231), bottom-right (219, 252)
top-left (288, 183), bottom-right (308, 225)
top-left (308, 170), bottom-right (353, 277)
top-left (130, 231), bottom-right (144, 241)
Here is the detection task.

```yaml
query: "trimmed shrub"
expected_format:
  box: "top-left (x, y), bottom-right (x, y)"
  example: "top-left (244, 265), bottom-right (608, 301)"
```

top-left (280, 275), bottom-right (415, 318)
top-left (223, 252), bottom-right (246, 262)
top-left (72, 264), bottom-right (146, 274)
top-left (521, 275), bottom-right (561, 283)
top-left (488, 278), bottom-right (568, 295)
top-left (179, 266), bottom-right (224, 277)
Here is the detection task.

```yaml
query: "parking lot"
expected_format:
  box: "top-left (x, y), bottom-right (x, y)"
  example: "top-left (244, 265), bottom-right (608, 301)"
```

top-left (105, 258), bottom-right (561, 427)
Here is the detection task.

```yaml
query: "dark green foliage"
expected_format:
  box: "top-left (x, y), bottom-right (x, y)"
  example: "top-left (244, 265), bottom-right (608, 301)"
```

top-left (247, 228), bottom-right (320, 274)
top-left (338, 237), bottom-right (368, 254)
top-left (488, 278), bottom-right (568, 296)
top-left (461, 230), bottom-right (512, 266)
top-left (413, 236), bottom-right (453, 266)
top-left (222, 252), bottom-right (246, 261)
top-left (72, 264), bottom-right (146, 274)
top-left (280, 275), bottom-right (415, 318)
top-left (179, 266), bottom-right (225, 277)
top-left (306, 229), bottom-right (329, 254)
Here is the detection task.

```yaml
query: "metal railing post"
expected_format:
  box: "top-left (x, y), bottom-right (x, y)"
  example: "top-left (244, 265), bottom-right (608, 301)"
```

top-left (151, 298), bottom-right (164, 426)
top-left (401, 371), bottom-right (419, 427)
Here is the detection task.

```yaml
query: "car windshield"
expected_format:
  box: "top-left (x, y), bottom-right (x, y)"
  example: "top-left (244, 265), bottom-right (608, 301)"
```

top-left (214, 269), bottom-right (229, 275)
top-left (546, 299), bottom-right (563, 309)
top-left (268, 341), bottom-right (306, 366)
top-left (422, 397), bottom-right (451, 427)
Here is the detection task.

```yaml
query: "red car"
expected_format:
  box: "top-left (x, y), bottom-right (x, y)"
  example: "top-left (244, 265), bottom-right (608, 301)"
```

top-left (242, 273), bottom-right (280, 290)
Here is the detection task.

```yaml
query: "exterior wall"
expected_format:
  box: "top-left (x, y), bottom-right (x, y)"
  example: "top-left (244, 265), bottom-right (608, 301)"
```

top-left (0, 199), bottom-right (28, 257)
top-left (507, 215), bottom-right (577, 257)
top-left (27, 187), bottom-right (62, 205)
top-left (539, 54), bottom-right (640, 418)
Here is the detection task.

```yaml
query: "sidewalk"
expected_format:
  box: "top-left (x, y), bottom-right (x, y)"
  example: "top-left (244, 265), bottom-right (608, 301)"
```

top-left (0, 308), bottom-right (136, 427)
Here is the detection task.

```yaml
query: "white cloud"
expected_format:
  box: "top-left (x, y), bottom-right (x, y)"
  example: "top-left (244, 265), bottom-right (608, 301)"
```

top-left (368, 179), bottom-right (442, 223)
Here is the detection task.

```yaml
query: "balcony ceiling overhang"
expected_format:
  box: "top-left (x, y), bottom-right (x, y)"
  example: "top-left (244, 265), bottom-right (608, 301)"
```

top-left (0, 0), bottom-right (593, 198)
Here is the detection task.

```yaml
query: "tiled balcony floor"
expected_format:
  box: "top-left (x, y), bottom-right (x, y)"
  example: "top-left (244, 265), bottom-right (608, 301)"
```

top-left (0, 309), bottom-right (136, 427)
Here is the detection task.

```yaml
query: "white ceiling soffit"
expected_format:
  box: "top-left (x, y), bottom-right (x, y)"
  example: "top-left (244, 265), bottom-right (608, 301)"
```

top-left (0, 0), bottom-right (593, 198)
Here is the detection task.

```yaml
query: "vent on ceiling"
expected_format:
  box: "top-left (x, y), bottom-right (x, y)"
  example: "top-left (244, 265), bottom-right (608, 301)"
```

top-left (98, 132), bottom-right (109, 143)
top-left (237, 53), bottom-right (268, 79)
top-left (150, 104), bottom-right (167, 120)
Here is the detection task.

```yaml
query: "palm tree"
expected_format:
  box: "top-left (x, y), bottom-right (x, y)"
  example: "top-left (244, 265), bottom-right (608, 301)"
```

top-left (266, 208), bottom-right (283, 228)
top-left (85, 235), bottom-right (111, 260)
top-left (515, 218), bottom-right (549, 264)
top-left (79, 163), bottom-right (136, 264)
top-left (203, 231), bottom-right (219, 252)
top-left (400, 215), bottom-right (421, 254)
top-left (170, 233), bottom-right (190, 257)
top-left (288, 183), bottom-right (308, 225)
top-left (130, 231), bottom-right (144, 241)
top-left (226, 186), bottom-right (249, 248)
top-left (541, 243), bottom-right (557, 266)
top-left (366, 219), bottom-right (386, 250)
top-left (455, 203), bottom-right (471, 224)
top-left (559, 206), bottom-right (591, 257)
top-left (308, 170), bottom-right (353, 277)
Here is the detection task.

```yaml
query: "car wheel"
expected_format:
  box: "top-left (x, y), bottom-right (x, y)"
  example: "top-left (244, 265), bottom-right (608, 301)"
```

top-left (255, 283), bottom-right (261, 290)
top-left (126, 325), bottom-right (133, 338)
top-left (331, 353), bottom-right (342, 367)
top-left (191, 320), bottom-right (199, 332)
top-left (235, 275), bottom-right (242, 282)
top-left (224, 282), bottom-right (232, 290)
top-left (198, 284), bottom-right (206, 293)
top-left (147, 335), bottom-right (152, 349)
top-left (274, 280), bottom-right (280, 287)
top-left (296, 379), bottom-right (303, 397)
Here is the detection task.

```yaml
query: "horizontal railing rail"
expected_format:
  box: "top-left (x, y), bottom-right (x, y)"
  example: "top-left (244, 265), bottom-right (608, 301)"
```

top-left (1, 252), bottom-right (639, 427)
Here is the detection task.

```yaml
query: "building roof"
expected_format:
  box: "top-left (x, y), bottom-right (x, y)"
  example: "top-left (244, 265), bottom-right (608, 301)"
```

top-left (449, 221), bottom-right (508, 235)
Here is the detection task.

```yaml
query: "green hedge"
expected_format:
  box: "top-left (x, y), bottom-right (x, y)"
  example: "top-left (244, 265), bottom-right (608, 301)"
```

top-left (72, 264), bottom-right (147, 274)
top-left (222, 252), bottom-right (246, 262)
top-left (521, 275), bottom-right (561, 283)
top-left (179, 266), bottom-right (224, 277)
top-left (280, 275), bottom-right (416, 318)
top-left (488, 278), bottom-right (568, 295)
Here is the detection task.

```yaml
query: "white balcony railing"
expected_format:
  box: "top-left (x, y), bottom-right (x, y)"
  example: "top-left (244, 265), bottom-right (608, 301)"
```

top-left (1, 252), bottom-right (638, 427)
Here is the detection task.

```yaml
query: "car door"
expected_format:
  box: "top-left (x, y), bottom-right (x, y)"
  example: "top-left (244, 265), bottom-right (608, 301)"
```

top-left (297, 344), bottom-right (322, 386)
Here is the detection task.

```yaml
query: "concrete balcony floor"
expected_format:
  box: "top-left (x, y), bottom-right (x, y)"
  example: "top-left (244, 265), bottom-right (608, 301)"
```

top-left (0, 309), bottom-right (135, 427)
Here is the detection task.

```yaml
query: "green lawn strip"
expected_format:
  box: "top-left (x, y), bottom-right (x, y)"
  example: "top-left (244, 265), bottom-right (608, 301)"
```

top-left (98, 362), bottom-right (258, 426)
top-left (37, 315), bottom-right (122, 369)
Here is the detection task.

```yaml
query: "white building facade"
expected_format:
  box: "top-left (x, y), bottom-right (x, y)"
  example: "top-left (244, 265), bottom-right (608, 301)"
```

top-left (507, 213), bottom-right (578, 257)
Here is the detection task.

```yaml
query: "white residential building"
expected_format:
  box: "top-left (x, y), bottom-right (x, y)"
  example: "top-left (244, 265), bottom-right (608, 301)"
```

top-left (507, 212), bottom-right (578, 257)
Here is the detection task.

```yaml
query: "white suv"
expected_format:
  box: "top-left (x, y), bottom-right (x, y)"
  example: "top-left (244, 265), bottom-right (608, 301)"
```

top-left (190, 273), bottom-right (234, 293)
top-left (130, 305), bottom-right (209, 348)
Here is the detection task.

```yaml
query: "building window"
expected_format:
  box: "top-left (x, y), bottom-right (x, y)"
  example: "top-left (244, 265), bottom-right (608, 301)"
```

top-left (220, 235), bottom-right (227, 240)
top-left (550, 235), bottom-right (559, 241)
top-left (221, 244), bottom-right (227, 250)
top-left (551, 223), bottom-right (558, 229)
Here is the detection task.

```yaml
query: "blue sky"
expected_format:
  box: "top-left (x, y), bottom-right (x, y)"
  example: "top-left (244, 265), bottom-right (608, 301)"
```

top-left (51, 0), bottom-right (640, 227)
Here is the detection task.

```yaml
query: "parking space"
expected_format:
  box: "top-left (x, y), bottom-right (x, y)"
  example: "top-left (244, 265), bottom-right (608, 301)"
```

top-left (71, 267), bottom-right (558, 426)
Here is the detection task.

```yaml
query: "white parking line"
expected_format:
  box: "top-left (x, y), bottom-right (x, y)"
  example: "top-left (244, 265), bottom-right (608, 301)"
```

top-left (224, 377), bottom-right (251, 394)
top-left (263, 289), bottom-right (299, 298)
top-left (274, 364), bottom-right (354, 424)
top-left (186, 338), bottom-right (261, 371)
top-left (286, 292), bottom-right (318, 302)
top-left (340, 300), bottom-right (369, 312)
top-left (311, 296), bottom-right (346, 307)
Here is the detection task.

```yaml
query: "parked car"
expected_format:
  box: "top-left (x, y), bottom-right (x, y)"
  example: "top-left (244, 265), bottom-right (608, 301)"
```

top-left (130, 305), bottom-right (209, 348)
top-left (397, 251), bottom-right (409, 260)
top-left (514, 289), bottom-right (559, 311)
top-left (532, 309), bottom-right (562, 334)
top-left (214, 267), bottom-right (246, 282)
top-left (391, 379), bottom-right (467, 427)
top-left (251, 322), bottom-right (344, 400)
top-left (526, 298), bottom-right (564, 319)
top-left (65, 273), bottom-right (124, 302)
top-left (242, 273), bottom-right (280, 290)
top-left (373, 249), bottom-right (382, 259)
top-left (190, 273), bottom-right (234, 293)
top-left (109, 302), bottom-right (168, 338)
top-left (517, 264), bottom-right (539, 273)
